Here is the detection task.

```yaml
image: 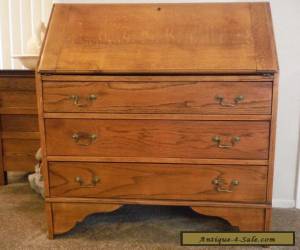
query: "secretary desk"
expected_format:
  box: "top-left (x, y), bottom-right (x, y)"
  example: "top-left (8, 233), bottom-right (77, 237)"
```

top-left (36, 3), bottom-right (278, 238)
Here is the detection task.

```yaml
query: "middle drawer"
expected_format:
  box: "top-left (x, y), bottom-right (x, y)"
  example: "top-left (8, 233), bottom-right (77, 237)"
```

top-left (45, 119), bottom-right (269, 159)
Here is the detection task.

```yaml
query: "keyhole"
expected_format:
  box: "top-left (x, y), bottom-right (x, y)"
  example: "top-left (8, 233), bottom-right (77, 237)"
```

top-left (157, 7), bottom-right (161, 11)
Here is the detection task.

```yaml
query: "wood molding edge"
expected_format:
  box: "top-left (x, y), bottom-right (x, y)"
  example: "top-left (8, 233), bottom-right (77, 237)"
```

top-left (51, 202), bottom-right (122, 236)
top-left (191, 206), bottom-right (266, 231)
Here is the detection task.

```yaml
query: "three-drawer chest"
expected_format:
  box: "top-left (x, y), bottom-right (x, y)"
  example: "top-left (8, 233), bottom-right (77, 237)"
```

top-left (36, 3), bottom-right (278, 238)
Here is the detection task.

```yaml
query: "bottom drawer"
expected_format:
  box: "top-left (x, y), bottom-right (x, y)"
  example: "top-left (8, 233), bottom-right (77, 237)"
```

top-left (3, 139), bottom-right (40, 171)
top-left (49, 162), bottom-right (267, 203)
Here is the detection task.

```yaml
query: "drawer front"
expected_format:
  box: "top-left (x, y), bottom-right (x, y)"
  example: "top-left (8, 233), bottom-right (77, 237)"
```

top-left (45, 119), bottom-right (269, 159)
top-left (0, 75), bottom-right (35, 91)
top-left (2, 139), bottom-right (39, 171)
top-left (43, 81), bottom-right (272, 114)
top-left (1, 115), bottom-right (39, 132)
top-left (0, 75), bottom-right (36, 111)
top-left (49, 162), bottom-right (267, 202)
top-left (0, 91), bottom-right (37, 110)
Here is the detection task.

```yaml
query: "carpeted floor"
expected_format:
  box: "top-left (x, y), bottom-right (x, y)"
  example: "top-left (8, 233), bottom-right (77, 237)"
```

top-left (0, 173), bottom-right (299, 250)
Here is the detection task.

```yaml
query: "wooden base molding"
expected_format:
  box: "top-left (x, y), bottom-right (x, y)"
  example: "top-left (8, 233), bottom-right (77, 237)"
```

top-left (49, 202), bottom-right (122, 238)
top-left (191, 206), bottom-right (270, 231)
top-left (46, 202), bottom-right (271, 238)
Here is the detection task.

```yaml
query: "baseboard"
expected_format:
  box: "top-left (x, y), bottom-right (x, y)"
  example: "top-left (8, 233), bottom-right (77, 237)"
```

top-left (272, 199), bottom-right (296, 208)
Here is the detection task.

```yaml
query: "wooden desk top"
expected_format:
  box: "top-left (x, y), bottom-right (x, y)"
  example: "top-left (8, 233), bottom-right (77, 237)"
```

top-left (38, 3), bottom-right (278, 74)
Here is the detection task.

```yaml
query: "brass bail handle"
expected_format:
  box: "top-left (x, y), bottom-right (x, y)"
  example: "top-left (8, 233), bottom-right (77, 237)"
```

top-left (70, 94), bottom-right (97, 107)
top-left (72, 132), bottom-right (97, 146)
top-left (212, 136), bottom-right (240, 148)
top-left (212, 178), bottom-right (240, 192)
top-left (75, 176), bottom-right (100, 188)
top-left (215, 95), bottom-right (244, 107)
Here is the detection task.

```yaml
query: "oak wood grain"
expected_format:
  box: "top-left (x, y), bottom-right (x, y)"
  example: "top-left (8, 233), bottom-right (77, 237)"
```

top-left (45, 119), bottom-right (270, 160)
top-left (3, 155), bottom-right (37, 171)
top-left (2, 138), bottom-right (39, 153)
top-left (0, 75), bottom-right (35, 91)
top-left (38, 3), bottom-right (278, 74)
top-left (1, 115), bottom-right (38, 132)
top-left (0, 70), bottom-right (39, 181)
top-left (0, 91), bottom-right (37, 111)
top-left (37, 2), bottom-right (279, 237)
top-left (0, 75), bottom-right (37, 113)
top-left (43, 81), bottom-right (272, 114)
top-left (2, 139), bottom-right (39, 171)
top-left (250, 3), bottom-right (278, 72)
top-left (1, 132), bottom-right (40, 140)
top-left (49, 162), bottom-right (267, 203)
top-left (45, 203), bottom-right (54, 240)
top-left (52, 202), bottom-right (122, 236)
top-left (265, 208), bottom-right (272, 231)
top-left (191, 206), bottom-right (265, 231)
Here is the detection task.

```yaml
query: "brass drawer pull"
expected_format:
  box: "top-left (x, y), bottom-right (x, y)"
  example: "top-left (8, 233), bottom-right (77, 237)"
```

top-left (75, 176), bottom-right (100, 187)
top-left (215, 95), bottom-right (244, 107)
top-left (72, 132), bottom-right (97, 146)
top-left (70, 94), bottom-right (97, 107)
top-left (212, 136), bottom-right (240, 148)
top-left (212, 178), bottom-right (239, 192)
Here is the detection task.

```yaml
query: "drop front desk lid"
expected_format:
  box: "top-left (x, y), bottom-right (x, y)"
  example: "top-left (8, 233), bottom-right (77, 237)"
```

top-left (38, 3), bottom-right (278, 74)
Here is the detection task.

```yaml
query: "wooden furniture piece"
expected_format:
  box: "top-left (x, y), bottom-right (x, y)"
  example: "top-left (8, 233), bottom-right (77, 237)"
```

top-left (37, 3), bottom-right (278, 238)
top-left (0, 70), bottom-right (39, 185)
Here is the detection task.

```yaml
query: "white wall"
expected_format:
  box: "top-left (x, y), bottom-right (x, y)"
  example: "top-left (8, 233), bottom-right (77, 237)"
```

top-left (269, 0), bottom-right (300, 208)
top-left (0, 0), bottom-right (300, 208)
top-left (0, 0), bottom-right (53, 69)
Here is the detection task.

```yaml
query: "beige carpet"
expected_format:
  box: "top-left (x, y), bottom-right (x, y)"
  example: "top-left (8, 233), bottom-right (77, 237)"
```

top-left (0, 173), bottom-right (299, 250)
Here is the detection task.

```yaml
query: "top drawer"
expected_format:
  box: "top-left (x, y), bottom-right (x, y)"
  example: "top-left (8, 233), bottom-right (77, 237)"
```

top-left (43, 81), bottom-right (272, 114)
